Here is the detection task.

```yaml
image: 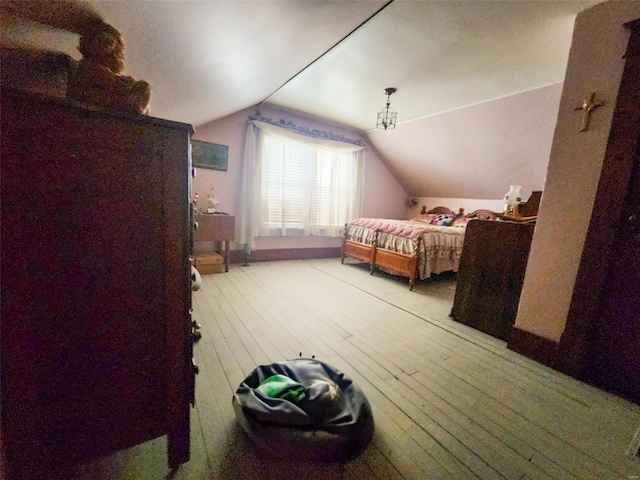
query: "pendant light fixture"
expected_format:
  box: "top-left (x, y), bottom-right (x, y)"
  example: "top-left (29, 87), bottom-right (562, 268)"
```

top-left (377, 87), bottom-right (397, 130)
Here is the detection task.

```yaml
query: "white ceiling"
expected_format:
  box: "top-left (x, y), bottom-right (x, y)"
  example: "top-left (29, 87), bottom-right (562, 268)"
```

top-left (267, 0), bottom-right (602, 133)
top-left (73, 0), bottom-right (600, 131)
top-left (2, 0), bottom-right (604, 199)
top-left (82, 0), bottom-right (390, 127)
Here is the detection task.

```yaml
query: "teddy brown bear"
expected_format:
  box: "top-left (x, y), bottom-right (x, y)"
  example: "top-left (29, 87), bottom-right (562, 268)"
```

top-left (1, 0), bottom-right (151, 114)
top-left (66, 21), bottom-right (151, 115)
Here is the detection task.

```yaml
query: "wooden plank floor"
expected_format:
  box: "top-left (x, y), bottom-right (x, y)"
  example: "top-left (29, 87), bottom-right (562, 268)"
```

top-left (58, 258), bottom-right (640, 480)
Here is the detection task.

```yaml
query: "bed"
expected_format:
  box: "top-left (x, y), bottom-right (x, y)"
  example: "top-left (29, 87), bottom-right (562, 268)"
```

top-left (341, 207), bottom-right (498, 290)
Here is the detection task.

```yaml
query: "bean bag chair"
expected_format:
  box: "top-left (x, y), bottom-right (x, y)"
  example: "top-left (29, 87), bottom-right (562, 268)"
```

top-left (232, 358), bottom-right (374, 462)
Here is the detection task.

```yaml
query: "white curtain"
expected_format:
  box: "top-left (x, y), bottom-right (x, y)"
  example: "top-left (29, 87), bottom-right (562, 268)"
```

top-left (237, 122), bottom-right (263, 251)
top-left (237, 120), bottom-right (364, 251)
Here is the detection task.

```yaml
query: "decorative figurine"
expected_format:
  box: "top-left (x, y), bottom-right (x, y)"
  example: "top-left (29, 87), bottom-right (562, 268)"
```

top-left (207, 188), bottom-right (220, 214)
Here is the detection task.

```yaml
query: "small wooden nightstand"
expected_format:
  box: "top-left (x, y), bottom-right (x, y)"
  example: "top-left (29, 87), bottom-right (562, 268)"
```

top-left (193, 213), bottom-right (235, 272)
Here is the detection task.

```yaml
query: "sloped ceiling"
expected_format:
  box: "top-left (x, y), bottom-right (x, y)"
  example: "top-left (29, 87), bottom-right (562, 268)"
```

top-left (1, 0), bottom-right (603, 199)
top-left (266, 0), bottom-right (597, 131)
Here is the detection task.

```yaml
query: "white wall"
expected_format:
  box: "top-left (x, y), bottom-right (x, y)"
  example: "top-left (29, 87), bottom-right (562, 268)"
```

top-left (192, 104), bottom-right (408, 251)
top-left (515, 1), bottom-right (640, 342)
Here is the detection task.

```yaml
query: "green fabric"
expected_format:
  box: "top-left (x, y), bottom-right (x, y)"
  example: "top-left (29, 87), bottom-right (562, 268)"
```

top-left (255, 374), bottom-right (306, 403)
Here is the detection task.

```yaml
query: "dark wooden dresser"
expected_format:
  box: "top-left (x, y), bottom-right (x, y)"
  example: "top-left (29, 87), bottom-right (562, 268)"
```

top-left (451, 220), bottom-right (535, 341)
top-left (1, 88), bottom-right (196, 478)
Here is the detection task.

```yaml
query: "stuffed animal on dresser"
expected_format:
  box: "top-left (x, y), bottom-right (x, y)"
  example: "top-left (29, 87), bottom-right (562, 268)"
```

top-left (66, 21), bottom-right (151, 115)
top-left (1, 0), bottom-right (151, 114)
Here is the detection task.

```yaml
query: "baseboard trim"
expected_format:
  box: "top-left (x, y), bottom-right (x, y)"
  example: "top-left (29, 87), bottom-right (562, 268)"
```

top-left (230, 247), bottom-right (341, 264)
top-left (508, 327), bottom-right (558, 367)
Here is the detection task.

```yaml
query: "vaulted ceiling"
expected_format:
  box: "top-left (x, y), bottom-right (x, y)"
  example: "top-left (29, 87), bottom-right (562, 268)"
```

top-left (2, 0), bottom-right (603, 199)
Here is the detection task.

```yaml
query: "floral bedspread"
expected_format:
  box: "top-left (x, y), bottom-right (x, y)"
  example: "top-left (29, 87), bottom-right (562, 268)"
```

top-left (345, 218), bottom-right (466, 279)
top-left (349, 217), bottom-right (463, 239)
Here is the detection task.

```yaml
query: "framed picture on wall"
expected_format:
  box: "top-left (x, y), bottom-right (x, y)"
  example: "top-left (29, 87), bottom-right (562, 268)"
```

top-left (191, 140), bottom-right (228, 171)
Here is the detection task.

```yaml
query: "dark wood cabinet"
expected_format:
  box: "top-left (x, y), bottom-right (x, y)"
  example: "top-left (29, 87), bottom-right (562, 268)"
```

top-left (451, 220), bottom-right (535, 341)
top-left (0, 88), bottom-right (195, 478)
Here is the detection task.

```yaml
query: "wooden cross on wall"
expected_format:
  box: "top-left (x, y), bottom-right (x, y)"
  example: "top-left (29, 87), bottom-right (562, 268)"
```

top-left (574, 92), bottom-right (605, 132)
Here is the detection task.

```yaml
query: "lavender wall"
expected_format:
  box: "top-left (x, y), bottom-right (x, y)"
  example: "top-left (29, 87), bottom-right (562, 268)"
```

top-left (192, 88), bottom-right (561, 254)
top-left (365, 83), bottom-right (564, 201)
top-left (192, 104), bottom-right (408, 251)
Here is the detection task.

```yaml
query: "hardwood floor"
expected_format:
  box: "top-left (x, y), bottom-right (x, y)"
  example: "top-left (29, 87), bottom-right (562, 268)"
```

top-left (58, 259), bottom-right (639, 479)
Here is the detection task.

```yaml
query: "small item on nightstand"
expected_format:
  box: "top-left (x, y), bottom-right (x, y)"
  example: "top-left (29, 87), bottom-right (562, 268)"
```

top-left (207, 188), bottom-right (220, 214)
top-left (500, 190), bottom-right (541, 223)
top-left (502, 185), bottom-right (522, 217)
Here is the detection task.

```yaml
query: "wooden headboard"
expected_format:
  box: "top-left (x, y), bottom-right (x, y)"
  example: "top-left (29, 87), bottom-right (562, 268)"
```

top-left (420, 205), bottom-right (464, 216)
top-left (465, 209), bottom-right (499, 221)
top-left (418, 206), bottom-right (498, 220)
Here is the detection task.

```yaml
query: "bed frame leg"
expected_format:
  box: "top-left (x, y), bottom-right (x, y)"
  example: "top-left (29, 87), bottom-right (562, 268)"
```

top-left (409, 278), bottom-right (415, 291)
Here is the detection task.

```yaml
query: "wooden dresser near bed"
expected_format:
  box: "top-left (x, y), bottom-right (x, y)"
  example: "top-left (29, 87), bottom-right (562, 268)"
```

top-left (1, 87), bottom-right (196, 478)
top-left (450, 220), bottom-right (535, 341)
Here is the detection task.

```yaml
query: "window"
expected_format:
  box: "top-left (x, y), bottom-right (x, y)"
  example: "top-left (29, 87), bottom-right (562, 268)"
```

top-left (260, 131), bottom-right (363, 237)
top-left (263, 134), bottom-right (311, 231)
top-left (238, 120), bottom-right (364, 251)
